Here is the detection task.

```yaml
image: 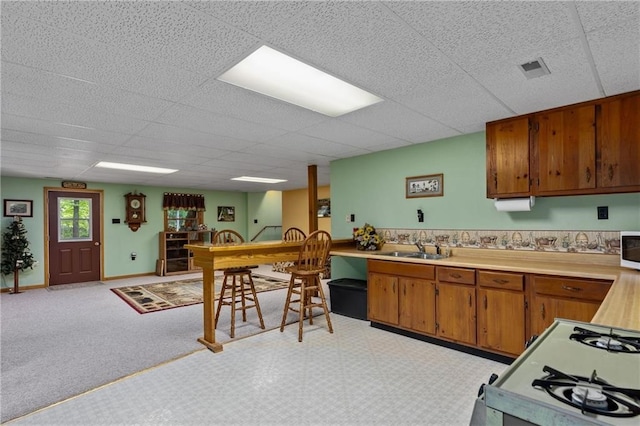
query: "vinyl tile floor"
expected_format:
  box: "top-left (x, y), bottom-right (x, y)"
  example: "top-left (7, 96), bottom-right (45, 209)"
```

top-left (7, 312), bottom-right (507, 425)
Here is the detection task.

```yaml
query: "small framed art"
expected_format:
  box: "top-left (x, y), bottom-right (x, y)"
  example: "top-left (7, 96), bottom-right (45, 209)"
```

top-left (4, 199), bottom-right (33, 217)
top-left (405, 174), bottom-right (444, 198)
top-left (217, 206), bottom-right (235, 222)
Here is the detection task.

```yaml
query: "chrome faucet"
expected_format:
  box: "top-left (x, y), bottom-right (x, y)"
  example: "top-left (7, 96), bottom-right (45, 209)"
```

top-left (415, 242), bottom-right (426, 253)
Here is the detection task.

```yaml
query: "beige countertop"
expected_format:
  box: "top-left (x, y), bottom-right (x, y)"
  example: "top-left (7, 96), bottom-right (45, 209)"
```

top-left (330, 245), bottom-right (640, 331)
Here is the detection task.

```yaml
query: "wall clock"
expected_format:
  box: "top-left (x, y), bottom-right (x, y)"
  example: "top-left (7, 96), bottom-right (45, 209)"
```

top-left (124, 192), bottom-right (146, 232)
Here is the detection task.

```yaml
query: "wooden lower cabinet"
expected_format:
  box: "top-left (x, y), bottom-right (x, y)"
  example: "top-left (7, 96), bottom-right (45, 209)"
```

top-left (437, 283), bottom-right (476, 345)
top-left (368, 271), bottom-right (398, 325)
top-left (368, 260), bottom-right (436, 334)
top-left (476, 270), bottom-right (526, 356)
top-left (436, 267), bottom-right (476, 345)
top-left (367, 261), bottom-right (612, 359)
top-left (399, 276), bottom-right (436, 334)
top-left (530, 275), bottom-right (612, 336)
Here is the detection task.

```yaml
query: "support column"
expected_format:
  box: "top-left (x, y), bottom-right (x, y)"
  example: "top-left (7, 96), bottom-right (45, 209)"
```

top-left (308, 165), bottom-right (318, 233)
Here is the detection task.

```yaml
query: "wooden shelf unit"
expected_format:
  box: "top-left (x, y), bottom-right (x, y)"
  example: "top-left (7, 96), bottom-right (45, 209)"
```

top-left (158, 230), bottom-right (215, 276)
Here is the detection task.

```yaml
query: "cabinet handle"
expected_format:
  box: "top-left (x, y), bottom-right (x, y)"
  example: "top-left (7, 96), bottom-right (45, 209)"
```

top-left (493, 279), bottom-right (509, 285)
top-left (392, 282), bottom-right (395, 293)
top-left (562, 285), bottom-right (582, 292)
top-left (586, 167), bottom-right (591, 183)
top-left (469, 293), bottom-right (472, 307)
top-left (541, 303), bottom-right (545, 320)
top-left (608, 164), bottom-right (614, 180)
top-left (450, 273), bottom-right (462, 279)
top-left (484, 295), bottom-right (487, 310)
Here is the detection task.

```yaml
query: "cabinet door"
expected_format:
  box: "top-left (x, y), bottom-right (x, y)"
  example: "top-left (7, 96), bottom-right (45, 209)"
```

top-left (597, 92), bottom-right (640, 189)
top-left (367, 272), bottom-right (398, 325)
top-left (530, 295), bottom-right (602, 336)
top-left (477, 288), bottom-right (525, 356)
top-left (437, 283), bottom-right (476, 345)
top-left (534, 105), bottom-right (596, 194)
top-left (399, 277), bottom-right (436, 335)
top-left (486, 117), bottom-right (531, 198)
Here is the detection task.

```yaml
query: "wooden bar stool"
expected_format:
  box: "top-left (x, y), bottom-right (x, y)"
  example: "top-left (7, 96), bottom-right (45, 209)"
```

top-left (213, 230), bottom-right (265, 338)
top-left (280, 230), bottom-right (333, 342)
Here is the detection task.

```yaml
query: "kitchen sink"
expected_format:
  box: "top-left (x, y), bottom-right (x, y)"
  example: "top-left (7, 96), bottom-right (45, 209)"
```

top-left (377, 251), bottom-right (444, 260)
top-left (377, 251), bottom-right (415, 257)
top-left (404, 252), bottom-right (444, 260)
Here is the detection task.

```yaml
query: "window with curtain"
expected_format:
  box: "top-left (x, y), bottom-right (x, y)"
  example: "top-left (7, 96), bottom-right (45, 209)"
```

top-left (163, 193), bottom-right (206, 231)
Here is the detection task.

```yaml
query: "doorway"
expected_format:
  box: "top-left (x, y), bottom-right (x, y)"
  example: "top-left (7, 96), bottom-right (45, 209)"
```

top-left (46, 189), bottom-right (103, 285)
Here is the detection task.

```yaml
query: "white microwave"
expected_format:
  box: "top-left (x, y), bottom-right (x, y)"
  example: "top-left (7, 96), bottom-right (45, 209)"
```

top-left (620, 231), bottom-right (640, 270)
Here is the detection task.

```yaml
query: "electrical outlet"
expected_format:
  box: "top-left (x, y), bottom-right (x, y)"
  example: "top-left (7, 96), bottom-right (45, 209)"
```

top-left (597, 206), bottom-right (608, 220)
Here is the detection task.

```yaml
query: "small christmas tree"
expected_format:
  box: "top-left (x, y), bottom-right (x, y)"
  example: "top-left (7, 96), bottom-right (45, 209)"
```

top-left (1, 217), bottom-right (36, 293)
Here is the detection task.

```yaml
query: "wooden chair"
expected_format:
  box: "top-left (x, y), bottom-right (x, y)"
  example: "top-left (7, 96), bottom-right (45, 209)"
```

top-left (280, 230), bottom-right (333, 342)
top-left (272, 227), bottom-right (307, 273)
top-left (213, 229), bottom-right (265, 338)
top-left (283, 227), bottom-right (306, 242)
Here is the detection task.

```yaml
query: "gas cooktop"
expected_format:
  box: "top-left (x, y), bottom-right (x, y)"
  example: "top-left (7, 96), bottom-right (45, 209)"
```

top-left (483, 319), bottom-right (640, 425)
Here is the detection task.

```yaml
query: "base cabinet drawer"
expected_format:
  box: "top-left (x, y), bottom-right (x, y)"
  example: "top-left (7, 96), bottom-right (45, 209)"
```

top-left (532, 275), bottom-right (611, 301)
top-left (530, 275), bottom-right (612, 336)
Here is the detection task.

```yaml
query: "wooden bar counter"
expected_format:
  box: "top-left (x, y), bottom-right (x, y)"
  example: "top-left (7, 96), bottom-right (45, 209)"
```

top-left (186, 238), bottom-right (353, 352)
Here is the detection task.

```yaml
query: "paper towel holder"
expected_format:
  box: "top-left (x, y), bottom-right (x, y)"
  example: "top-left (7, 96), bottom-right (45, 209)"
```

top-left (493, 196), bottom-right (536, 212)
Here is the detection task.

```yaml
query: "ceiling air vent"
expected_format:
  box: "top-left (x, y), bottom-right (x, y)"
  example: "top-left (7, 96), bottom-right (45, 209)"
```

top-left (519, 57), bottom-right (550, 79)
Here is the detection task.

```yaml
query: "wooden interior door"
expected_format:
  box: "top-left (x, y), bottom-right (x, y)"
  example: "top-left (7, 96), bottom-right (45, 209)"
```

top-left (48, 190), bottom-right (101, 285)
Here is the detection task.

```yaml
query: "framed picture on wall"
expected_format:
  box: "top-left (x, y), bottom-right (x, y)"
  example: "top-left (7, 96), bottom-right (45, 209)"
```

top-left (405, 174), bottom-right (444, 198)
top-left (317, 198), bottom-right (331, 217)
top-left (4, 199), bottom-right (33, 217)
top-left (217, 206), bottom-right (235, 222)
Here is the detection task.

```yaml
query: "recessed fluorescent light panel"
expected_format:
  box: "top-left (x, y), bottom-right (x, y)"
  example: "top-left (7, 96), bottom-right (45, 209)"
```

top-left (218, 46), bottom-right (383, 117)
top-left (231, 176), bottom-right (287, 184)
top-left (95, 161), bottom-right (177, 174)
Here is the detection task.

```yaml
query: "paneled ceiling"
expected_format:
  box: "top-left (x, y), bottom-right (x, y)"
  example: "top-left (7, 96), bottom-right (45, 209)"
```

top-left (1, 1), bottom-right (638, 192)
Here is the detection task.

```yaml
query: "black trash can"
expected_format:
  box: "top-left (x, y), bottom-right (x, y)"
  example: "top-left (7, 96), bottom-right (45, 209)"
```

top-left (328, 278), bottom-right (368, 320)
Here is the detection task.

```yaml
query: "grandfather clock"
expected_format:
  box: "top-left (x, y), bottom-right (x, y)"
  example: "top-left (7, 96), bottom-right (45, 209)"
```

top-left (124, 192), bottom-right (146, 232)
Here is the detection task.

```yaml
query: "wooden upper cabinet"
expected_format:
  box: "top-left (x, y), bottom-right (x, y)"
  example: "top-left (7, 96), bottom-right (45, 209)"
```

top-left (533, 105), bottom-right (596, 195)
top-left (486, 90), bottom-right (639, 199)
top-left (597, 92), bottom-right (640, 190)
top-left (486, 117), bottom-right (531, 198)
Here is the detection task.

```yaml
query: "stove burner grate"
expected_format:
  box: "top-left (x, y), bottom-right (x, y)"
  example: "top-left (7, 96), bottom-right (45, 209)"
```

top-left (532, 366), bottom-right (640, 418)
top-left (570, 326), bottom-right (640, 353)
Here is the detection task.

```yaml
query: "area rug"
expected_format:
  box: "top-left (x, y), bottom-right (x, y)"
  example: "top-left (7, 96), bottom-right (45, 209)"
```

top-left (111, 274), bottom-right (290, 314)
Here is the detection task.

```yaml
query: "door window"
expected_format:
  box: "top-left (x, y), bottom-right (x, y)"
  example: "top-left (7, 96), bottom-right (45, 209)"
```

top-left (58, 197), bottom-right (92, 241)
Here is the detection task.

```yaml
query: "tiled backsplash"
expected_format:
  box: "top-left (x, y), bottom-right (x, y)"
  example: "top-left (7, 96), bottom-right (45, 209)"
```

top-left (377, 228), bottom-right (621, 255)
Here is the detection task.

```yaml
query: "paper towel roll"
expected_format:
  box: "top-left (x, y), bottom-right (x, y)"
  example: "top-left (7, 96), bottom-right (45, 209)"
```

top-left (494, 196), bottom-right (535, 212)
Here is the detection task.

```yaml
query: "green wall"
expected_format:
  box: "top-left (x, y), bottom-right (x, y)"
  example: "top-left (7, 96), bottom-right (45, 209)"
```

top-left (0, 176), bottom-right (283, 289)
top-left (330, 131), bottom-right (640, 279)
top-left (247, 190), bottom-right (283, 241)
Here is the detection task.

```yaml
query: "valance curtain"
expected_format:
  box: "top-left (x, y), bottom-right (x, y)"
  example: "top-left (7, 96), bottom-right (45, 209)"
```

top-left (162, 193), bottom-right (206, 211)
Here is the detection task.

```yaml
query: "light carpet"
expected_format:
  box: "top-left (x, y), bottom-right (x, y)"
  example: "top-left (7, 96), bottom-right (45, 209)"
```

top-left (1, 267), bottom-right (320, 423)
top-left (110, 274), bottom-right (289, 313)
